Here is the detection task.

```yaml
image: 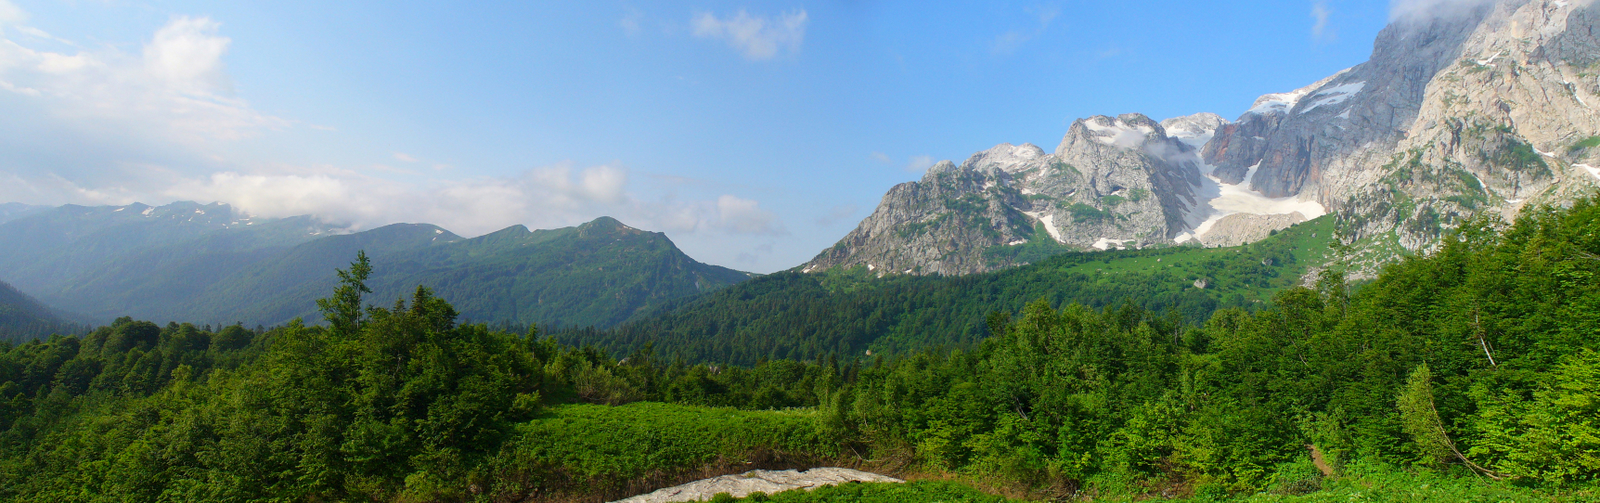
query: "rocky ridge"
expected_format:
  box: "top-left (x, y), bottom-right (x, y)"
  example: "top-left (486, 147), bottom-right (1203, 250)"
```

top-left (801, 113), bottom-right (1209, 276)
top-left (807, 0), bottom-right (1600, 278)
top-left (1205, 0), bottom-right (1600, 262)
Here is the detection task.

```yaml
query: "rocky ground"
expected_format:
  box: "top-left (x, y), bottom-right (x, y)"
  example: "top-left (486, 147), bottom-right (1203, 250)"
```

top-left (610, 468), bottom-right (902, 503)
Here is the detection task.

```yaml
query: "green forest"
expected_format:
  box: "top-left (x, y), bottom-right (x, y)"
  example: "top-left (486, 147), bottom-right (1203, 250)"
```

top-left (559, 216), bottom-right (1339, 365)
top-left (2, 197), bottom-right (1599, 502)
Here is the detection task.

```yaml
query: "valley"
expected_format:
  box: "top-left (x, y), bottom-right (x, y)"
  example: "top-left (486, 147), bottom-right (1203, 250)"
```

top-left (2, 0), bottom-right (1600, 502)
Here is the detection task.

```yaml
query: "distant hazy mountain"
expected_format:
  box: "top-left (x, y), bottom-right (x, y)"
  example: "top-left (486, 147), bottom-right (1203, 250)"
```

top-left (0, 279), bottom-right (76, 342)
top-left (0, 202), bottom-right (346, 323)
top-left (0, 202), bottom-right (749, 329)
top-left (0, 203), bottom-right (46, 225)
top-left (201, 216), bottom-right (753, 329)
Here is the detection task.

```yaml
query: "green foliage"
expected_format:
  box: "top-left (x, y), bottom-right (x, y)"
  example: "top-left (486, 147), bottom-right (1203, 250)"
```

top-left (5, 196), bottom-right (1600, 502)
top-left (0, 280), bottom-right (79, 343)
top-left (574, 217), bottom-right (1336, 365)
top-left (1396, 364), bottom-right (1453, 465)
top-left (1569, 135), bottom-right (1600, 154)
top-left (1067, 203), bottom-right (1114, 223)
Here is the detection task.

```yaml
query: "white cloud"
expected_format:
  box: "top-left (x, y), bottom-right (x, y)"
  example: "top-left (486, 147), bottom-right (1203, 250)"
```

top-left (715, 195), bottom-right (784, 235)
top-left (0, 15), bottom-right (287, 149)
top-left (144, 16), bottom-right (232, 94)
top-left (1311, 2), bottom-right (1333, 41)
top-left (869, 151), bottom-right (893, 164)
top-left (0, 0), bottom-right (26, 26)
top-left (394, 153), bottom-right (418, 163)
top-left (905, 155), bottom-right (936, 174)
top-left (1388, 0), bottom-right (1497, 21)
top-left (692, 9), bottom-right (807, 61)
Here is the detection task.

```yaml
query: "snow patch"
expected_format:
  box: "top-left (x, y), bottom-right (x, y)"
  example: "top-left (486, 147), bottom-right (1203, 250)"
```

top-left (1579, 164), bottom-right (1600, 181)
top-left (1092, 238), bottom-right (1132, 250)
top-left (1187, 161), bottom-right (1327, 240)
top-left (1007, 239), bottom-right (1027, 246)
top-left (1336, 109), bottom-right (1352, 120)
top-left (141, 207), bottom-right (154, 216)
top-left (1535, 147), bottom-right (1558, 158)
top-left (1299, 82), bottom-right (1366, 114)
top-left (867, 264), bottom-right (875, 271)
top-left (1476, 51), bottom-right (1503, 67)
top-left (1024, 211), bottom-right (1065, 243)
top-left (1082, 117), bottom-right (1154, 148)
top-left (435, 229), bottom-right (443, 234)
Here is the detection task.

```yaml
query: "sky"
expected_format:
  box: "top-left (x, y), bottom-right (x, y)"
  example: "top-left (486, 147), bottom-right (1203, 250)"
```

top-left (0, 0), bottom-right (1430, 272)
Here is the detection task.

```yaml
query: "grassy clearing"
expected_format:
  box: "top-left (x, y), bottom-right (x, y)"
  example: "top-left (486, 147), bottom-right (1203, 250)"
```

top-left (490, 402), bottom-right (845, 500)
top-left (1054, 216), bottom-right (1338, 303)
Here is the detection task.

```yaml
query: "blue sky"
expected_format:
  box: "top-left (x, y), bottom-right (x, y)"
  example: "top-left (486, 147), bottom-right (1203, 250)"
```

top-left (0, 0), bottom-right (1405, 272)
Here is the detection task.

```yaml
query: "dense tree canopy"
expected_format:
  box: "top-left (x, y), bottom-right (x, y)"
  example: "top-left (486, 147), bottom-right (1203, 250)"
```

top-left (0, 197), bottom-right (1597, 501)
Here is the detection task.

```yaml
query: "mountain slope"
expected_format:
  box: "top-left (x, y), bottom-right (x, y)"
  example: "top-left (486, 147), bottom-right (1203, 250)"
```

top-left (572, 216), bottom-right (1337, 365)
top-left (801, 113), bottom-right (1208, 276)
top-left (1203, 0), bottom-right (1600, 267)
top-left (180, 217), bottom-right (750, 329)
top-left (0, 279), bottom-right (76, 342)
top-left (0, 201), bottom-right (343, 319)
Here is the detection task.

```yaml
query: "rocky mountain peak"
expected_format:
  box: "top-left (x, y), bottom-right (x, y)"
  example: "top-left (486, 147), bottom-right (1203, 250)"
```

top-left (1160, 113), bottom-right (1230, 148)
top-left (1062, 113), bottom-right (1171, 153)
top-left (961, 143), bottom-right (1047, 173)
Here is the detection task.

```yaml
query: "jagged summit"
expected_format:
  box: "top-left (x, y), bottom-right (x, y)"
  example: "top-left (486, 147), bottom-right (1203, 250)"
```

top-left (1202, 0), bottom-right (1600, 263)
top-left (799, 112), bottom-right (1209, 276)
top-left (803, 0), bottom-right (1600, 278)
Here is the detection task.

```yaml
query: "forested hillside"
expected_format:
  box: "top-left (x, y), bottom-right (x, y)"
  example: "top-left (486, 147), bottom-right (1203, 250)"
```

top-left (0, 204), bottom-right (749, 331)
top-left (193, 216), bottom-right (751, 329)
top-left (1, 197), bottom-right (1596, 501)
top-left (562, 216), bottom-right (1337, 365)
top-left (0, 280), bottom-right (77, 343)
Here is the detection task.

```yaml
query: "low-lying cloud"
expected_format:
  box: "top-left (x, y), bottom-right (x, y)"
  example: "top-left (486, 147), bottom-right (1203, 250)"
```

top-left (0, 5), bottom-right (786, 242)
top-left (1388, 0), bottom-right (1498, 21)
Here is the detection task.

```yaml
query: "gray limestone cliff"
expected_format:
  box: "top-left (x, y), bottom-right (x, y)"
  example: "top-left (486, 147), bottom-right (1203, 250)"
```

top-left (1205, 0), bottom-right (1600, 257)
top-left (801, 113), bottom-right (1208, 276)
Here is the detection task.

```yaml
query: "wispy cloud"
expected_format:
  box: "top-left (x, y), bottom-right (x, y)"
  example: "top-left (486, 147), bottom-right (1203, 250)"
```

top-left (990, 4), bottom-right (1060, 56)
top-left (1311, 1), bottom-right (1333, 41)
top-left (815, 204), bottom-right (859, 226)
top-left (0, 0), bottom-right (26, 26)
top-left (0, 13), bottom-right (288, 148)
top-left (870, 152), bottom-right (937, 174)
top-left (692, 9), bottom-right (808, 61)
top-left (905, 155), bottom-right (936, 174)
top-left (620, 7), bottom-right (644, 36)
top-left (394, 153), bottom-right (418, 163)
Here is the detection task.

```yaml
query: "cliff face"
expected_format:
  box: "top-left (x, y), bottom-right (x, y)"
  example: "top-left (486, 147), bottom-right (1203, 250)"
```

top-left (1206, 0), bottom-right (1600, 253)
top-left (801, 113), bottom-right (1207, 276)
top-left (807, 0), bottom-right (1600, 278)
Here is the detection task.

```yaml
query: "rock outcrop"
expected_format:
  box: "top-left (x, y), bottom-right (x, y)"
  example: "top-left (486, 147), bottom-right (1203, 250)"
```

top-left (610, 468), bottom-right (902, 503)
top-left (1205, 0), bottom-right (1600, 258)
top-left (800, 113), bottom-right (1209, 276)
top-left (807, 0), bottom-right (1600, 278)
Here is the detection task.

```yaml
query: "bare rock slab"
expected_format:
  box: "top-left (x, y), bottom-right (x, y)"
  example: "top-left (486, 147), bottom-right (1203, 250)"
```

top-left (609, 468), bottom-right (903, 503)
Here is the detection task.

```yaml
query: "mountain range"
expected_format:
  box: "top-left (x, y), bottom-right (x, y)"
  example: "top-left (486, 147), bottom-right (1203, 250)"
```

top-left (4, 0), bottom-right (1596, 339)
top-left (0, 202), bottom-right (749, 330)
top-left (804, 0), bottom-right (1600, 277)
